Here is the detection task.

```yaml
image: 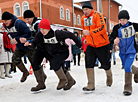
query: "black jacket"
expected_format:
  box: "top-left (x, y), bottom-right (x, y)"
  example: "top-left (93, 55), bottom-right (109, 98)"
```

top-left (31, 28), bottom-right (82, 56)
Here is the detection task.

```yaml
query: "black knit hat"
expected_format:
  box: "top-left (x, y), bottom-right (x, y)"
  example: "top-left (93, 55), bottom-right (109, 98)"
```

top-left (2, 11), bottom-right (13, 20)
top-left (82, 1), bottom-right (93, 9)
top-left (23, 10), bottom-right (35, 19)
top-left (118, 10), bottom-right (130, 20)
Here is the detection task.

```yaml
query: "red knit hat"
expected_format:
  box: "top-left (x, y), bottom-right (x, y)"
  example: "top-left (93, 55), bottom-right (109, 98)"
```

top-left (39, 18), bottom-right (51, 30)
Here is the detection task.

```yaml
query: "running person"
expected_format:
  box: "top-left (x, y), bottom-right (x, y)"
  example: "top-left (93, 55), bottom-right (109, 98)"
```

top-left (81, 1), bottom-right (113, 91)
top-left (110, 10), bottom-right (138, 96)
top-left (25, 18), bottom-right (81, 91)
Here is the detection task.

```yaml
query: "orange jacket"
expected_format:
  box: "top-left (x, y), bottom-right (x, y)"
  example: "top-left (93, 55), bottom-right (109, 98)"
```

top-left (81, 10), bottom-right (109, 48)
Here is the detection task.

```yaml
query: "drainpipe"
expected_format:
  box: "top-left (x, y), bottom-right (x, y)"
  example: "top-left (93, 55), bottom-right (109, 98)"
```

top-left (39, 0), bottom-right (42, 18)
top-left (108, 0), bottom-right (110, 33)
top-left (72, 0), bottom-right (74, 27)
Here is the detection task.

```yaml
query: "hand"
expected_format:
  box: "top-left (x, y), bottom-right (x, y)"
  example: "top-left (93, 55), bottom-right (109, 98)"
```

top-left (11, 38), bottom-right (18, 44)
top-left (0, 50), bottom-right (1, 53)
top-left (20, 38), bottom-right (27, 43)
top-left (24, 41), bottom-right (31, 46)
top-left (83, 30), bottom-right (89, 35)
top-left (114, 38), bottom-right (120, 44)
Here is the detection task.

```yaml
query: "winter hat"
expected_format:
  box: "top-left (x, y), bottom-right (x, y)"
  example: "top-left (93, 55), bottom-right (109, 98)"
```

top-left (23, 10), bottom-right (35, 19)
top-left (2, 11), bottom-right (13, 20)
top-left (39, 18), bottom-right (51, 30)
top-left (82, 1), bottom-right (93, 9)
top-left (118, 10), bottom-right (130, 20)
top-left (74, 31), bottom-right (78, 36)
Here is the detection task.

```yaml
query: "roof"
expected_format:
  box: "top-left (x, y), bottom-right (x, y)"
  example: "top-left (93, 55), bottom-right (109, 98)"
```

top-left (112, 0), bottom-right (122, 6)
top-left (74, 0), bottom-right (122, 6)
top-left (73, 4), bottom-right (82, 10)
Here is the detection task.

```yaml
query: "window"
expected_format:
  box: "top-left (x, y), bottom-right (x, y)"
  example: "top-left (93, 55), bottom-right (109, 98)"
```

top-left (74, 13), bottom-right (76, 24)
top-left (22, 1), bottom-right (29, 15)
top-left (77, 15), bottom-right (81, 25)
top-left (14, 3), bottom-right (21, 16)
top-left (60, 6), bottom-right (64, 19)
top-left (66, 9), bottom-right (70, 21)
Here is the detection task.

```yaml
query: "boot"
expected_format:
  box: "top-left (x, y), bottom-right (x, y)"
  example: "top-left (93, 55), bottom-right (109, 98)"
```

top-left (123, 72), bottom-right (132, 96)
top-left (5, 64), bottom-right (12, 78)
top-left (16, 62), bottom-right (29, 82)
top-left (31, 68), bottom-right (46, 91)
top-left (131, 65), bottom-right (138, 83)
top-left (63, 71), bottom-right (76, 90)
top-left (55, 68), bottom-right (67, 90)
top-left (40, 65), bottom-right (47, 82)
top-left (83, 68), bottom-right (95, 91)
top-left (0, 65), bottom-right (5, 79)
top-left (113, 61), bottom-right (116, 65)
top-left (105, 68), bottom-right (113, 86)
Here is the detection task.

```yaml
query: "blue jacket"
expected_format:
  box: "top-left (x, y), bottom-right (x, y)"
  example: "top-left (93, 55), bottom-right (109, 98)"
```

top-left (4, 15), bottom-right (31, 50)
top-left (72, 36), bottom-right (82, 54)
top-left (118, 21), bottom-right (136, 54)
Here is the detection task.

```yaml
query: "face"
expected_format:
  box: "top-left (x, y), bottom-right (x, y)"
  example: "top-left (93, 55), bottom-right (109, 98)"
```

top-left (83, 8), bottom-right (92, 17)
top-left (74, 33), bottom-right (77, 36)
top-left (40, 28), bottom-right (50, 35)
top-left (25, 17), bottom-right (34, 25)
top-left (2, 20), bottom-right (12, 27)
top-left (119, 19), bottom-right (128, 25)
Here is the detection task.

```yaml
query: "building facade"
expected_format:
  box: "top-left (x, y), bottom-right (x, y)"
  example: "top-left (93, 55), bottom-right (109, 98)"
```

top-left (0, 0), bottom-right (121, 35)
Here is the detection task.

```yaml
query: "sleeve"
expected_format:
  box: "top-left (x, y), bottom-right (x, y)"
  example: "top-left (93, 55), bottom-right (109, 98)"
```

top-left (57, 30), bottom-right (82, 48)
top-left (28, 32), bottom-right (42, 49)
top-left (109, 24), bottom-right (119, 50)
top-left (133, 23), bottom-right (138, 32)
top-left (109, 25), bottom-right (119, 44)
top-left (81, 37), bottom-right (84, 50)
top-left (89, 12), bottom-right (106, 36)
top-left (70, 39), bottom-right (76, 45)
top-left (15, 20), bottom-right (31, 42)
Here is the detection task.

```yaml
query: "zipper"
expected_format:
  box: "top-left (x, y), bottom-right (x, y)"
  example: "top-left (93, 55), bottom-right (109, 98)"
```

top-left (88, 17), bottom-right (96, 47)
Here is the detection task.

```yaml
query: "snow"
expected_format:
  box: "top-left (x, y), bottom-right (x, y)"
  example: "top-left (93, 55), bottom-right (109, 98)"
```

top-left (0, 51), bottom-right (138, 102)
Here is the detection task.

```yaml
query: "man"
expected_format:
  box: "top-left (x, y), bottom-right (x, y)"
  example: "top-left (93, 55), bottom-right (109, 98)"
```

top-left (110, 10), bottom-right (138, 96)
top-left (20, 10), bottom-right (47, 91)
top-left (81, 1), bottom-right (112, 91)
top-left (2, 11), bottom-right (34, 82)
top-left (25, 18), bottom-right (81, 91)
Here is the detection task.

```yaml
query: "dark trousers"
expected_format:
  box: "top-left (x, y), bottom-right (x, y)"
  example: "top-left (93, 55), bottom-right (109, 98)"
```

top-left (85, 44), bottom-right (111, 70)
top-left (32, 50), bottom-right (69, 72)
top-left (32, 50), bottom-right (53, 71)
top-left (73, 54), bottom-right (80, 65)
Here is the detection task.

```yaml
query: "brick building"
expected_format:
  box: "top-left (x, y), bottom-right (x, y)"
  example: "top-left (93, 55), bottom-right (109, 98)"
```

top-left (0, 0), bottom-right (122, 35)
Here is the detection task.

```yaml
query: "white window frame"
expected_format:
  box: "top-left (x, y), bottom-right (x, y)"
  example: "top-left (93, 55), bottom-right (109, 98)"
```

top-left (77, 15), bottom-right (81, 25)
top-left (66, 9), bottom-right (70, 21)
top-left (60, 6), bottom-right (64, 20)
top-left (74, 13), bottom-right (76, 25)
top-left (22, 1), bottom-right (29, 16)
top-left (14, 3), bottom-right (21, 17)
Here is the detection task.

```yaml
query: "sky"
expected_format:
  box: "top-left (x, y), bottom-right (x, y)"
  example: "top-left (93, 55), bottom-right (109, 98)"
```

top-left (74, 0), bottom-right (138, 22)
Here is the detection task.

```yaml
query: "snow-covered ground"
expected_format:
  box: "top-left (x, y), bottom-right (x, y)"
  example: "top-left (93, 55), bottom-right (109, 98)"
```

top-left (1, 51), bottom-right (138, 102)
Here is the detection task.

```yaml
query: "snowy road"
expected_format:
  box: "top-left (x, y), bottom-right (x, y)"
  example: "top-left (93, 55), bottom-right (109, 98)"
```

top-left (0, 52), bottom-right (138, 102)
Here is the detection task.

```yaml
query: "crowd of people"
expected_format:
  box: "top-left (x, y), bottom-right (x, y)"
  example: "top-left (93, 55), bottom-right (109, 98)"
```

top-left (0, 1), bottom-right (138, 96)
